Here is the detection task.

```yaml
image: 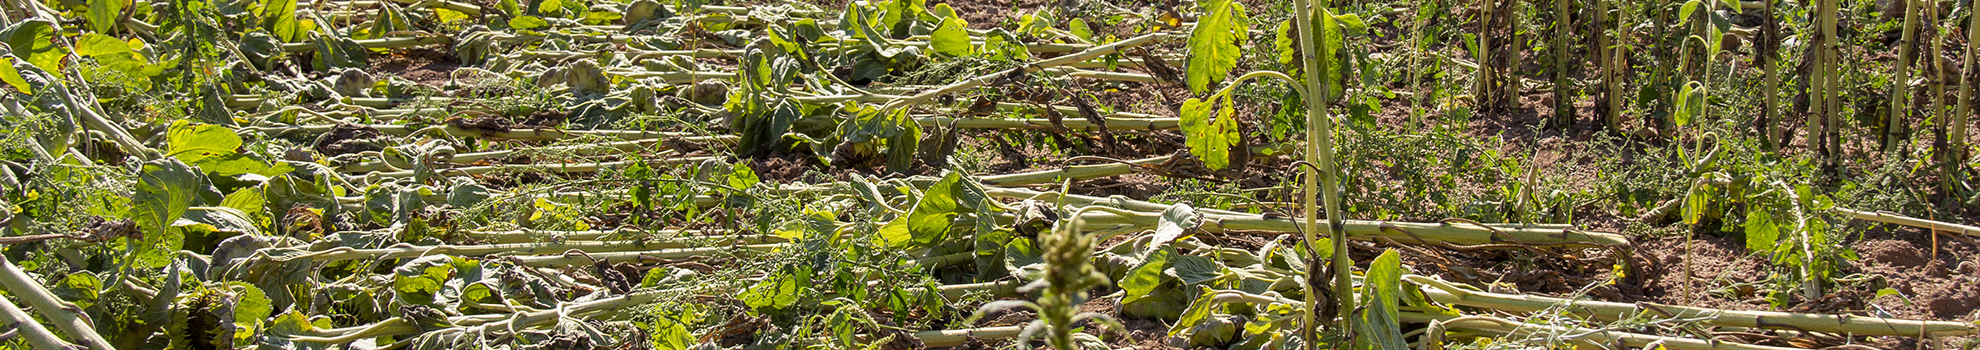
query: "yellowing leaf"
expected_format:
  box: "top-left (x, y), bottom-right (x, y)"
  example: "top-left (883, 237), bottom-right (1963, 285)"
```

top-left (1180, 96), bottom-right (1241, 170)
top-left (1184, 0), bottom-right (1247, 93)
top-left (0, 56), bottom-right (27, 94)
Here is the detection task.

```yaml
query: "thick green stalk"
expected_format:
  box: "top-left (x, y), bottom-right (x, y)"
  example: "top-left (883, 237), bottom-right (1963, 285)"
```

top-left (0, 256), bottom-right (114, 350)
top-left (0, 294), bottom-right (73, 350)
top-left (1410, 275), bottom-right (1978, 336)
top-left (1292, 0), bottom-right (1349, 345)
top-left (1888, 0), bottom-right (1918, 152)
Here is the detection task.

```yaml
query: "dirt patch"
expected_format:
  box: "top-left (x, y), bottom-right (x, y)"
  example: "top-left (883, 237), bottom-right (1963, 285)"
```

top-left (1627, 234), bottom-right (1776, 312)
top-left (1853, 227), bottom-right (1980, 321)
top-left (371, 48), bottom-right (460, 87)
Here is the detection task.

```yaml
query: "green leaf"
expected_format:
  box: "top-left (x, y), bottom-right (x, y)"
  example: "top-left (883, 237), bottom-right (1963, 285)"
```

top-left (0, 20), bottom-right (67, 72)
top-left (51, 273), bottom-right (101, 309)
top-left (1316, 8), bottom-right (1348, 99)
top-left (510, 15), bottom-right (549, 30)
top-left (648, 312), bottom-right (696, 350)
top-left (229, 282), bottom-right (273, 328)
top-left (1180, 96), bottom-right (1241, 170)
top-left (1168, 285), bottom-right (1219, 337)
top-left (258, 0), bottom-right (301, 42)
top-left (982, 29), bottom-right (1028, 61)
top-left (1332, 13), bottom-right (1367, 36)
top-left (132, 159), bottom-right (208, 262)
top-left (0, 55), bottom-right (27, 94)
top-left (739, 264), bottom-right (811, 311)
top-left (905, 172), bottom-right (973, 247)
top-left (1676, 0), bottom-right (1703, 26)
top-left (877, 215), bottom-right (914, 248)
top-left (1068, 18), bottom-right (1092, 41)
top-left (1354, 249), bottom-right (1406, 350)
top-left (931, 18), bottom-right (973, 56)
top-left (1119, 247), bottom-right (1173, 305)
top-left (1169, 254), bottom-right (1222, 285)
top-left (1744, 210), bottom-right (1778, 252)
top-left (168, 120), bottom-right (242, 157)
top-left (1184, 0), bottom-right (1248, 93)
top-left (89, 0), bottom-right (126, 34)
top-left (76, 34), bottom-right (158, 77)
top-left (728, 162), bottom-right (761, 189)
top-left (175, 207), bottom-right (262, 235)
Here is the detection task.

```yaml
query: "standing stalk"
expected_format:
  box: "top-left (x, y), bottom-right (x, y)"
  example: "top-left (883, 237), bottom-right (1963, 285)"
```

top-left (1955, 2), bottom-right (1978, 169)
top-left (1293, 0), bottom-right (1349, 346)
top-left (1889, 0), bottom-right (1919, 152)
top-left (1761, 0), bottom-right (1780, 150)
top-left (1925, 1), bottom-right (1947, 190)
top-left (1552, 0), bottom-right (1573, 129)
top-left (1824, 0), bottom-right (1842, 171)
top-left (1597, 0), bottom-right (1621, 131)
top-left (1475, 0), bottom-right (1495, 111)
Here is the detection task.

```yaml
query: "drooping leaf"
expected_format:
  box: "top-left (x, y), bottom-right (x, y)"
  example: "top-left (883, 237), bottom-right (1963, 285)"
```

top-left (1168, 285), bottom-right (1219, 337)
top-left (228, 282), bottom-right (274, 337)
top-left (1151, 203), bottom-right (1199, 248)
top-left (89, 0), bottom-right (127, 34)
top-left (1184, 0), bottom-right (1248, 93)
top-left (1180, 96), bottom-right (1241, 170)
top-left (132, 159), bottom-right (212, 267)
top-left (1119, 247), bottom-right (1173, 305)
top-left (1354, 250), bottom-right (1406, 350)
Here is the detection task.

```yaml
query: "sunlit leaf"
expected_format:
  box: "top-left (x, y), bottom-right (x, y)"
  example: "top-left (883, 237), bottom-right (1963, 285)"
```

top-left (89, 0), bottom-right (127, 34)
top-left (1119, 247), bottom-right (1172, 305)
top-left (1180, 96), bottom-right (1241, 170)
top-left (1354, 249), bottom-right (1406, 350)
top-left (931, 18), bottom-right (973, 56)
top-left (1184, 0), bottom-right (1248, 93)
top-left (0, 20), bottom-right (67, 72)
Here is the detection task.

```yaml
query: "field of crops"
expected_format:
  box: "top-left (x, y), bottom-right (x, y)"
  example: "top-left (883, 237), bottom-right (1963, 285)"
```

top-left (4, 0), bottom-right (1980, 348)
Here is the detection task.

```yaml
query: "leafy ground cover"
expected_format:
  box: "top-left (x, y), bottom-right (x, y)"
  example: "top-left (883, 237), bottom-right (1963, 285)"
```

top-left (1, 0), bottom-right (1980, 348)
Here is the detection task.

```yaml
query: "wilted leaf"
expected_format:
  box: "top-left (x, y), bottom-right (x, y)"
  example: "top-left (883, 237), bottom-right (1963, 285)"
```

top-left (1354, 250), bottom-right (1406, 350)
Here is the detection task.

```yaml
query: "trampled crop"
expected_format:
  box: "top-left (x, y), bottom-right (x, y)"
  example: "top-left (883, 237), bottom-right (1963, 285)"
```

top-left (1, 0), bottom-right (1978, 348)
